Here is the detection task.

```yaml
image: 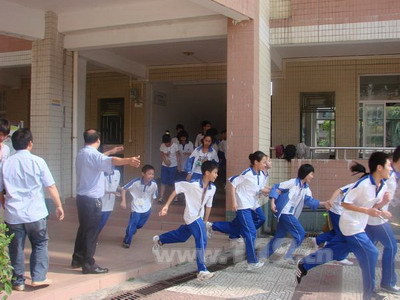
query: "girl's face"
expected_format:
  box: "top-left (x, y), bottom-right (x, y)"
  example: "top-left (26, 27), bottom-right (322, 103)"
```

top-left (143, 169), bottom-right (155, 182)
top-left (165, 142), bottom-right (172, 147)
top-left (303, 172), bottom-right (314, 184)
top-left (179, 136), bottom-right (187, 144)
top-left (254, 156), bottom-right (267, 171)
top-left (202, 136), bottom-right (212, 148)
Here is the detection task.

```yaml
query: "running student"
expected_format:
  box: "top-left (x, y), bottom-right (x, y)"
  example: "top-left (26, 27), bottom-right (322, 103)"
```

top-left (260, 164), bottom-right (331, 264)
top-left (297, 152), bottom-right (391, 300)
top-left (313, 162), bottom-right (368, 266)
top-left (364, 147), bottom-right (400, 295)
top-left (152, 161), bottom-right (218, 280)
top-left (207, 151), bottom-right (271, 270)
top-left (121, 165), bottom-right (158, 248)
top-left (185, 133), bottom-right (218, 181)
top-left (97, 168), bottom-right (121, 238)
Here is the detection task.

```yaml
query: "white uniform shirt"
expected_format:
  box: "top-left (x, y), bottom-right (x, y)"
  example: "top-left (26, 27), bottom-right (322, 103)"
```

top-left (229, 168), bottom-right (269, 210)
top-left (177, 141), bottom-right (194, 171)
top-left (187, 146), bottom-right (219, 175)
top-left (340, 175), bottom-right (387, 236)
top-left (123, 178), bottom-right (158, 213)
top-left (76, 145), bottom-right (113, 198)
top-left (329, 183), bottom-right (353, 215)
top-left (175, 180), bottom-right (216, 225)
top-left (101, 170), bottom-right (121, 212)
top-left (368, 170), bottom-right (397, 226)
top-left (194, 133), bottom-right (203, 147)
top-left (160, 143), bottom-right (178, 167)
top-left (0, 150), bottom-right (55, 224)
top-left (219, 140), bottom-right (227, 155)
top-left (0, 144), bottom-right (10, 162)
top-left (280, 178), bottom-right (312, 215)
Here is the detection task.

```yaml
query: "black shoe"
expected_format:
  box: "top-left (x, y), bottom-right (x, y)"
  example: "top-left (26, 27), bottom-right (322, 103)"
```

top-left (71, 260), bottom-right (82, 268)
top-left (122, 243), bottom-right (130, 248)
top-left (296, 261), bottom-right (307, 284)
top-left (82, 266), bottom-right (109, 274)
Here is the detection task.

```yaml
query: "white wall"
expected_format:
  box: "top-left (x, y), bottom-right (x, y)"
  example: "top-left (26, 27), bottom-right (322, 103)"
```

top-left (147, 82), bottom-right (227, 176)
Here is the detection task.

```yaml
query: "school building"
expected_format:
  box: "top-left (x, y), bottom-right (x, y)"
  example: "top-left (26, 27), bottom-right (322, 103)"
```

top-left (1, 0), bottom-right (400, 230)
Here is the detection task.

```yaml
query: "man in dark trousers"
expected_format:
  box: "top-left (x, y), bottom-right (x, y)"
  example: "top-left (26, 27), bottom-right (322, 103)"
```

top-left (72, 129), bottom-right (140, 274)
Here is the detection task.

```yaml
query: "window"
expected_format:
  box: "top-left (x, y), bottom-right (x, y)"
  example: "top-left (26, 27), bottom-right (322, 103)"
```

top-left (300, 92), bottom-right (335, 149)
top-left (359, 75), bottom-right (400, 148)
top-left (98, 98), bottom-right (124, 145)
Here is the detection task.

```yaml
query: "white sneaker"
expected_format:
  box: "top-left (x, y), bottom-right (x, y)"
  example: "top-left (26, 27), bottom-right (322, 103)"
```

top-left (247, 261), bottom-right (264, 271)
top-left (197, 270), bottom-right (214, 280)
top-left (229, 237), bottom-right (244, 243)
top-left (152, 235), bottom-right (161, 252)
top-left (337, 258), bottom-right (353, 266)
top-left (206, 222), bottom-right (213, 239)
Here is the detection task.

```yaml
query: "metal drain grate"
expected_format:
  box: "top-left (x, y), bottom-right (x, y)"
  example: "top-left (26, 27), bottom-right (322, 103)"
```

top-left (109, 253), bottom-right (236, 299)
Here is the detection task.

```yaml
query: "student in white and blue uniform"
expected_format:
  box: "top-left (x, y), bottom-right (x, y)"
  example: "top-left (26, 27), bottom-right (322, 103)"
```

top-left (1, 129), bottom-right (64, 290)
top-left (97, 169), bottom-right (121, 237)
top-left (297, 152), bottom-right (392, 300)
top-left (72, 129), bottom-right (140, 274)
top-left (207, 152), bottom-right (271, 250)
top-left (364, 147), bottom-right (400, 295)
top-left (121, 165), bottom-right (158, 248)
top-left (185, 133), bottom-right (219, 181)
top-left (0, 119), bottom-right (11, 165)
top-left (314, 162), bottom-right (368, 266)
top-left (176, 130), bottom-right (194, 182)
top-left (153, 161), bottom-right (219, 280)
top-left (159, 132), bottom-right (179, 202)
top-left (260, 164), bottom-right (330, 264)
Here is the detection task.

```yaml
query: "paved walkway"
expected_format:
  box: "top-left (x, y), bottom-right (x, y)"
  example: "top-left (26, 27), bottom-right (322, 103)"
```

top-left (74, 238), bottom-right (400, 300)
top-left (6, 197), bottom-right (228, 300)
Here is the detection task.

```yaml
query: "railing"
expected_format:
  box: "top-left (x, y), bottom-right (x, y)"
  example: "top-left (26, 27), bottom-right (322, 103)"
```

top-left (271, 146), bottom-right (396, 160)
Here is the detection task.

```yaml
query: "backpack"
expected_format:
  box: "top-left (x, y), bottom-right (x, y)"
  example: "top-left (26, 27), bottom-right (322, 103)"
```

top-left (283, 144), bottom-right (297, 162)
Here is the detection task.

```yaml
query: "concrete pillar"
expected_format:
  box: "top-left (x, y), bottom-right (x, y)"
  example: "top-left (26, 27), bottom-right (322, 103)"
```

top-left (226, 0), bottom-right (271, 217)
top-left (30, 11), bottom-right (73, 199)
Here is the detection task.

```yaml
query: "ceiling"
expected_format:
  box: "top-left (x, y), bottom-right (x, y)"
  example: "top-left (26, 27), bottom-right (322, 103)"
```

top-left (103, 38), bottom-right (227, 67)
top-left (8, 0), bottom-right (149, 13)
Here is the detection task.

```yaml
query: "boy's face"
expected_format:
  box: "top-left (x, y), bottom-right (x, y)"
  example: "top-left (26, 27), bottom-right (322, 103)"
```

top-left (143, 169), bottom-right (155, 182)
top-left (378, 159), bottom-right (392, 180)
top-left (303, 172), bottom-right (314, 184)
top-left (0, 132), bottom-right (8, 144)
top-left (204, 168), bottom-right (218, 182)
top-left (179, 136), bottom-right (187, 144)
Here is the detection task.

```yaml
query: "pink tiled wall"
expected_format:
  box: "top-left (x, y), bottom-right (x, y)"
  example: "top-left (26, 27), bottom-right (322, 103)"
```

top-left (0, 35), bottom-right (32, 53)
top-left (270, 0), bottom-right (400, 28)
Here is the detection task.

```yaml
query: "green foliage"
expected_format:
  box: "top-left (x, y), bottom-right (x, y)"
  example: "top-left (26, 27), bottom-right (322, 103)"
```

top-left (0, 223), bottom-right (14, 299)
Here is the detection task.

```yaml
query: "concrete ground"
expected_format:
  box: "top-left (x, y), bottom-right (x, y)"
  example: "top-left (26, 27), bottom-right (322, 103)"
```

top-left (72, 238), bottom-right (400, 300)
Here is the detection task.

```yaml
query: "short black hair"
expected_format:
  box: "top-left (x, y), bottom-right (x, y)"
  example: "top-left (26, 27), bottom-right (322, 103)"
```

top-left (176, 124), bottom-right (184, 131)
top-left (0, 119), bottom-right (10, 136)
top-left (369, 151), bottom-right (389, 174)
top-left (201, 133), bottom-right (214, 144)
top-left (393, 146), bottom-right (400, 163)
top-left (201, 160), bottom-right (218, 175)
top-left (177, 130), bottom-right (189, 141)
top-left (298, 164), bottom-right (314, 180)
top-left (162, 132), bottom-right (171, 143)
top-left (12, 128), bottom-right (33, 150)
top-left (142, 164), bottom-right (155, 173)
top-left (84, 129), bottom-right (101, 144)
top-left (201, 120), bottom-right (211, 128)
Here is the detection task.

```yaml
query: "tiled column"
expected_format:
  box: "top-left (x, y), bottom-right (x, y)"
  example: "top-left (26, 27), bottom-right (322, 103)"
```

top-left (226, 0), bottom-right (271, 216)
top-left (30, 11), bottom-right (73, 199)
